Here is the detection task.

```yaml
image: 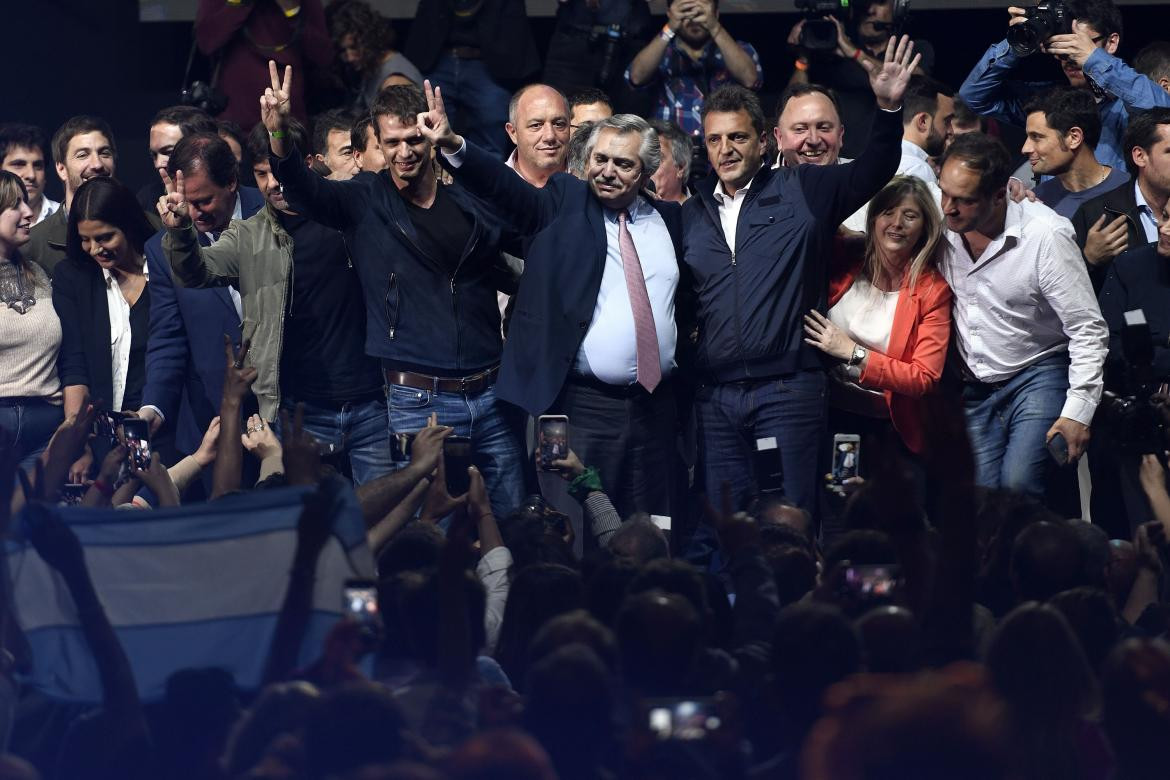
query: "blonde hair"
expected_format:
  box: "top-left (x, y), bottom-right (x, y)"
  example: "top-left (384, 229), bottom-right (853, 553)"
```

top-left (862, 176), bottom-right (943, 289)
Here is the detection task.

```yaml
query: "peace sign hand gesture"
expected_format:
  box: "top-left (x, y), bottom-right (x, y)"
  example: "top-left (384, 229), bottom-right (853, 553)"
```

top-left (862, 34), bottom-right (921, 111)
top-left (156, 169), bottom-right (191, 230)
top-left (416, 79), bottom-right (463, 154)
top-left (260, 59), bottom-right (293, 156)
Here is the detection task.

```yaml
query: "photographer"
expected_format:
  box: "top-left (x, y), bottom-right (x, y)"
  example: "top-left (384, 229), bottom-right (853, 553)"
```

top-left (958, 0), bottom-right (1170, 172)
top-left (786, 0), bottom-right (936, 160)
top-left (542, 0), bottom-right (652, 113)
top-left (625, 0), bottom-right (762, 136)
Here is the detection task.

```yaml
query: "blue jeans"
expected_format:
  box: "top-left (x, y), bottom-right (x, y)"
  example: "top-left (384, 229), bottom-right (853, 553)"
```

top-left (386, 383), bottom-right (525, 519)
top-left (0, 398), bottom-right (63, 474)
top-left (426, 53), bottom-right (511, 158)
top-left (279, 397), bottom-right (394, 486)
top-left (962, 355), bottom-right (1069, 496)
top-left (696, 371), bottom-right (827, 513)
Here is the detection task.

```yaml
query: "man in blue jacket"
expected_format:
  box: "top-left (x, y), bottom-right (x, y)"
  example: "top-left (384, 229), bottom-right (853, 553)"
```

top-left (684, 36), bottom-right (919, 513)
top-left (137, 132), bottom-right (264, 458)
top-left (261, 66), bottom-right (524, 518)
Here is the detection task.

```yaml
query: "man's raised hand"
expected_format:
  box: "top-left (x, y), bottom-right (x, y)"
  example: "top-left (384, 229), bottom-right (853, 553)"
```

top-left (157, 169), bottom-right (190, 230)
top-left (260, 60), bottom-right (293, 156)
top-left (863, 34), bottom-right (921, 110)
top-left (416, 80), bottom-right (461, 153)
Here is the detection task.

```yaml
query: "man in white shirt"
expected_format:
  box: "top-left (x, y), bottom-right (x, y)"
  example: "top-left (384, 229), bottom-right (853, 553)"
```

top-left (937, 132), bottom-right (1109, 496)
top-left (0, 125), bottom-right (60, 227)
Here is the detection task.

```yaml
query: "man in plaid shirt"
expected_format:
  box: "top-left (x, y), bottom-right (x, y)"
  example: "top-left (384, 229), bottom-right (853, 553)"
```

top-left (625, 0), bottom-right (763, 136)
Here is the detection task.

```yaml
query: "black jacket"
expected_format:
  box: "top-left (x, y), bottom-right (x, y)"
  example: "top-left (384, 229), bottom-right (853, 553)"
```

top-left (52, 257), bottom-right (118, 408)
top-left (1098, 242), bottom-right (1170, 389)
top-left (450, 142), bottom-right (693, 416)
top-left (681, 108), bottom-right (903, 382)
top-left (1070, 178), bottom-right (1152, 292)
top-left (272, 145), bottom-right (511, 374)
top-left (405, 0), bottom-right (541, 82)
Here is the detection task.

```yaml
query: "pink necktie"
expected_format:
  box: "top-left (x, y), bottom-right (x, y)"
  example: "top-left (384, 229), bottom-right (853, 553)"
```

top-left (618, 209), bottom-right (661, 393)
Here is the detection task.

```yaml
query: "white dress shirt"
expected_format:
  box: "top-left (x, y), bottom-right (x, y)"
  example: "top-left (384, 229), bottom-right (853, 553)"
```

top-left (841, 140), bottom-right (940, 233)
top-left (938, 199), bottom-right (1109, 426)
top-left (1134, 180), bottom-right (1160, 243)
top-left (575, 195), bottom-right (679, 385)
top-left (712, 173), bottom-right (756, 254)
top-left (32, 197), bottom-right (60, 227)
top-left (103, 265), bottom-right (149, 412)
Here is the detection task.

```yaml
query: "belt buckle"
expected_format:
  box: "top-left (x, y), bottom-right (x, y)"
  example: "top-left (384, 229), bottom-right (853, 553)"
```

top-left (460, 375), bottom-right (469, 394)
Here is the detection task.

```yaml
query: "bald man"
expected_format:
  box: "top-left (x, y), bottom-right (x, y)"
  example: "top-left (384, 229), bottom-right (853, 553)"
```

top-left (505, 84), bottom-right (571, 186)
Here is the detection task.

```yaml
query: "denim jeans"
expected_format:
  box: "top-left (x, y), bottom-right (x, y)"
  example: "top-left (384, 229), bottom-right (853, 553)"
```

top-left (279, 397), bottom-right (394, 486)
top-left (0, 398), bottom-right (63, 474)
top-left (696, 370), bottom-right (827, 513)
top-left (962, 355), bottom-right (1069, 496)
top-left (386, 383), bottom-right (525, 519)
top-left (426, 53), bottom-right (511, 158)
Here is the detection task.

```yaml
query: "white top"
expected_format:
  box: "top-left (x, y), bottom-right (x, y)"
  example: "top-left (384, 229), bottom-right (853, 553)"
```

top-left (32, 197), bottom-right (60, 227)
top-left (937, 199), bottom-right (1109, 426)
top-left (712, 172), bottom-right (756, 254)
top-left (102, 265), bottom-right (149, 412)
top-left (828, 277), bottom-right (900, 354)
top-left (574, 195), bottom-right (679, 385)
top-left (842, 140), bottom-right (940, 233)
top-left (1134, 180), bottom-right (1160, 243)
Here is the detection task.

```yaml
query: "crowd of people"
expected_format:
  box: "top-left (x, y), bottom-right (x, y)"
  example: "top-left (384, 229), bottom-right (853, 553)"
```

top-left (3, 0), bottom-right (1170, 777)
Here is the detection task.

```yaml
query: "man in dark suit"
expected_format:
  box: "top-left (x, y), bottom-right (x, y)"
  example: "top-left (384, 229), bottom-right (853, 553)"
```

top-left (136, 132), bottom-right (264, 457)
top-left (421, 82), bottom-right (690, 520)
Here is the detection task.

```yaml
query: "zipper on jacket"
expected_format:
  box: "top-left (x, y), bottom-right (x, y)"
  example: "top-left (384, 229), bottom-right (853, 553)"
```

top-left (385, 272), bottom-right (399, 340)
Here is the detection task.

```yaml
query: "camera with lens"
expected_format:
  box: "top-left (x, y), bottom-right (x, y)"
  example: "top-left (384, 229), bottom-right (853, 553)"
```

top-left (181, 80), bottom-right (229, 116)
top-left (794, 0), bottom-right (852, 51)
top-left (1007, 0), bottom-right (1071, 57)
top-left (589, 24), bottom-right (628, 87)
top-left (1095, 310), bottom-right (1167, 456)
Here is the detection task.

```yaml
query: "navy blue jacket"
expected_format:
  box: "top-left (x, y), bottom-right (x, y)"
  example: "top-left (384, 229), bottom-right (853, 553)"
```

top-left (681, 108), bottom-right (903, 382)
top-left (142, 186), bottom-right (264, 454)
top-left (272, 146), bottom-right (510, 374)
top-left (452, 142), bottom-right (691, 416)
top-left (1098, 242), bottom-right (1170, 389)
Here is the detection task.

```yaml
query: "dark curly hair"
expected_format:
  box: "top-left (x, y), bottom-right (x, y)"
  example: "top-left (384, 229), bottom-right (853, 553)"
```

top-left (327, 0), bottom-right (397, 75)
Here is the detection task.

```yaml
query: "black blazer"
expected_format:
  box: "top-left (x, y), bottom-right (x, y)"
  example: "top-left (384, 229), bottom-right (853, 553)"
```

top-left (452, 142), bottom-right (694, 416)
top-left (404, 0), bottom-right (540, 82)
top-left (52, 257), bottom-right (118, 409)
top-left (1070, 179), bottom-right (1151, 292)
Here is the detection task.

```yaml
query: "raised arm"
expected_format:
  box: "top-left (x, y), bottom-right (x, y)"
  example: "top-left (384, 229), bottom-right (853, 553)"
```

top-left (158, 169), bottom-right (241, 289)
top-left (261, 61), bottom-right (371, 230)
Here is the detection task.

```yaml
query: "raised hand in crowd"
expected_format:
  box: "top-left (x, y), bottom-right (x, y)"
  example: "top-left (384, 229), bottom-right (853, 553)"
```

top-left (280, 403), bottom-right (321, 488)
top-left (155, 169), bottom-right (190, 231)
top-left (82, 445), bottom-right (127, 508)
top-left (241, 413), bottom-right (280, 461)
top-left (193, 416), bottom-right (220, 469)
top-left (260, 60), bottom-right (294, 158)
top-left (30, 402), bottom-right (99, 499)
top-left (863, 34), bottom-right (921, 110)
top-left (419, 450), bottom-right (467, 523)
top-left (212, 337), bottom-right (257, 499)
top-left (131, 452), bottom-right (180, 508)
top-left (416, 80), bottom-right (461, 154)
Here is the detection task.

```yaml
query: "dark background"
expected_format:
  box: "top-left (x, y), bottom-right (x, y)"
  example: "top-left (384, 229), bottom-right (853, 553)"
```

top-left (5, 0), bottom-right (1167, 199)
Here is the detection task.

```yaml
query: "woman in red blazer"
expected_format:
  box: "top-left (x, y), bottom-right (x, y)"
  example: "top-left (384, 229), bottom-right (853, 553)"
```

top-left (803, 176), bottom-right (952, 454)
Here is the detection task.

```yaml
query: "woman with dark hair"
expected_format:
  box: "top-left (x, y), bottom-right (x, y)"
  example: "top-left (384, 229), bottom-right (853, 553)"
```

top-left (803, 175), bottom-right (952, 455)
top-left (328, 0), bottom-right (423, 109)
top-left (0, 171), bottom-right (65, 470)
top-left (52, 177), bottom-right (156, 481)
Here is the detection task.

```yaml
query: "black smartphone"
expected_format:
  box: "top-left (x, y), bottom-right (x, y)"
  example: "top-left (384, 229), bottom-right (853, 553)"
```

top-left (342, 578), bottom-right (380, 626)
top-left (646, 698), bottom-right (721, 741)
top-left (93, 410), bottom-right (128, 444)
top-left (444, 436), bottom-right (472, 496)
top-left (1047, 432), bottom-right (1070, 465)
top-left (844, 564), bottom-right (900, 599)
top-left (390, 432), bottom-right (416, 462)
top-left (60, 483), bottom-right (87, 506)
top-left (831, 433), bottom-right (861, 484)
top-left (537, 414), bottom-right (569, 470)
top-left (120, 418), bottom-right (151, 470)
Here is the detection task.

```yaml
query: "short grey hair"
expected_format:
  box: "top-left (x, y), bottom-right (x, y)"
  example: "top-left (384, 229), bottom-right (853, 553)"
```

top-left (648, 119), bottom-right (693, 178)
top-left (507, 83), bottom-right (569, 127)
top-left (583, 114), bottom-right (661, 176)
top-left (567, 121), bottom-right (596, 178)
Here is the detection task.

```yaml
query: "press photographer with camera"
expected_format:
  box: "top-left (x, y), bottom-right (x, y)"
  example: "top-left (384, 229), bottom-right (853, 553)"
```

top-left (786, 0), bottom-right (935, 160)
top-left (958, 0), bottom-right (1170, 172)
top-left (625, 0), bottom-right (762, 136)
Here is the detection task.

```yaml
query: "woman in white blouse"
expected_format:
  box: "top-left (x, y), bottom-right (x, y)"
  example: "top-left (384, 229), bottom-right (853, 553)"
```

top-left (0, 172), bottom-right (65, 470)
top-left (52, 177), bottom-right (155, 482)
top-left (803, 176), bottom-right (953, 455)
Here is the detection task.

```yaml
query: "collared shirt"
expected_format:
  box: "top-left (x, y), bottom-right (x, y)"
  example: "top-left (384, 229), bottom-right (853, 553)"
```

top-left (938, 200), bottom-right (1109, 425)
top-left (574, 195), bottom-right (679, 385)
top-left (841, 141), bottom-right (939, 233)
top-left (102, 265), bottom-right (150, 412)
top-left (32, 197), bottom-right (60, 227)
top-left (712, 172), bottom-right (756, 253)
top-left (626, 39), bottom-right (763, 136)
top-left (1134, 180), bottom-right (1161, 243)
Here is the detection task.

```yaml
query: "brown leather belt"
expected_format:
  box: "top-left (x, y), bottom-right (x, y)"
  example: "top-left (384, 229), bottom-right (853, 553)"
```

top-left (384, 365), bottom-right (499, 395)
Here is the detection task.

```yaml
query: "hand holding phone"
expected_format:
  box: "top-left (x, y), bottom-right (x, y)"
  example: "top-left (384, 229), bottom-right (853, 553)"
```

top-left (831, 433), bottom-right (861, 484)
top-left (1046, 432), bottom-right (1070, 466)
top-left (537, 415), bottom-right (569, 471)
top-left (119, 418), bottom-right (152, 471)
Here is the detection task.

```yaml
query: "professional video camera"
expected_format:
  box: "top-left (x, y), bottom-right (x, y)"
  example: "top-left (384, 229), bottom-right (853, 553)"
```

top-left (1096, 310), bottom-right (1167, 456)
top-left (590, 24), bottom-right (628, 87)
top-left (794, 0), bottom-right (910, 52)
top-left (1007, 0), bottom-right (1071, 57)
